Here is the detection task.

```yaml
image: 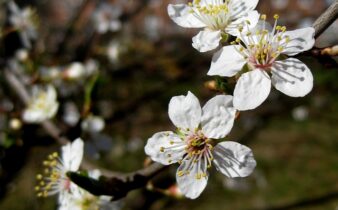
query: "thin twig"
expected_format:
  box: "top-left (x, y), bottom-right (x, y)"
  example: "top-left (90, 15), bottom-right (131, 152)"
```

top-left (313, 0), bottom-right (338, 38)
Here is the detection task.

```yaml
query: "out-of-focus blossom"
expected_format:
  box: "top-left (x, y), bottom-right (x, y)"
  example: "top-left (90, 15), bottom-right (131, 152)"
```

top-left (62, 62), bottom-right (86, 80)
top-left (23, 85), bottom-right (59, 123)
top-left (62, 102), bottom-right (80, 126)
top-left (60, 169), bottom-right (119, 210)
top-left (292, 106), bottom-right (309, 121)
top-left (145, 92), bottom-right (256, 199)
top-left (81, 115), bottom-right (105, 133)
top-left (39, 66), bottom-right (62, 81)
top-left (35, 138), bottom-right (84, 209)
top-left (15, 49), bottom-right (29, 61)
top-left (9, 118), bottom-right (22, 130)
top-left (93, 2), bottom-right (122, 34)
top-left (209, 16), bottom-right (315, 110)
top-left (144, 15), bottom-right (161, 41)
top-left (168, 0), bottom-right (260, 52)
top-left (107, 40), bottom-right (122, 64)
top-left (271, 0), bottom-right (289, 10)
top-left (7, 0), bottom-right (38, 49)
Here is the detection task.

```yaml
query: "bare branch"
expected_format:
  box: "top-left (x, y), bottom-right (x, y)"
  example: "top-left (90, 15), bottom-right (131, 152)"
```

top-left (313, 0), bottom-right (338, 38)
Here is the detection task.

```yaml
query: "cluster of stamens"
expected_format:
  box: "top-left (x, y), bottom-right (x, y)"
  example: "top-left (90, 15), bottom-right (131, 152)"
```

top-left (188, 0), bottom-right (231, 30)
top-left (35, 152), bottom-right (69, 198)
top-left (180, 130), bottom-right (214, 180)
top-left (231, 14), bottom-right (290, 69)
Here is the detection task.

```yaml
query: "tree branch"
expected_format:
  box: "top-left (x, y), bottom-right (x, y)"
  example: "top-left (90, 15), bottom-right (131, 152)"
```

top-left (313, 0), bottom-right (338, 38)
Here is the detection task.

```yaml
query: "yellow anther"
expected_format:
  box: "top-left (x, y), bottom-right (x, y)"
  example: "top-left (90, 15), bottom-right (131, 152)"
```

top-left (273, 14), bottom-right (279, 19)
top-left (35, 186), bottom-right (40, 191)
top-left (167, 154), bottom-right (172, 158)
top-left (261, 14), bottom-right (266, 20)
top-left (235, 38), bottom-right (241, 43)
top-left (36, 174), bottom-right (43, 180)
top-left (169, 140), bottom-right (174, 145)
top-left (195, 173), bottom-right (202, 180)
top-left (160, 147), bottom-right (164, 152)
top-left (177, 170), bottom-right (184, 177)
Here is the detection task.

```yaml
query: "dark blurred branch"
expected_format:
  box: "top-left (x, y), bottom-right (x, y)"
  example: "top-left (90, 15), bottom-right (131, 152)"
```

top-left (68, 163), bottom-right (167, 200)
top-left (313, 0), bottom-right (338, 38)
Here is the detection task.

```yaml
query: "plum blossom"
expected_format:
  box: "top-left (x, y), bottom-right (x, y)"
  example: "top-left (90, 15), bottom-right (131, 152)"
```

top-left (93, 2), bottom-right (122, 34)
top-left (59, 170), bottom-right (117, 210)
top-left (168, 0), bottom-right (260, 52)
top-left (7, 1), bottom-right (37, 49)
top-left (208, 16), bottom-right (315, 110)
top-left (145, 92), bottom-right (256, 199)
top-left (35, 138), bottom-right (84, 209)
top-left (22, 85), bottom-right (59, 123)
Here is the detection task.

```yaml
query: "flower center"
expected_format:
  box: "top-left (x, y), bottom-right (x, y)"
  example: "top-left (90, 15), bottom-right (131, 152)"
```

top-left (232, 14), bottom-right (290, 70)
top-left (189, 0), bottom-right (231, 30)
top-left (35, 152), bottom-right (69, 197)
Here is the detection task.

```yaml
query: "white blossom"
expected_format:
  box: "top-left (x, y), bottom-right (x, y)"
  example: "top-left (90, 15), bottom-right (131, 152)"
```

top-left (145, 92), bottom-right (256, 199)
top-left (35, 138), bottom-right (84, 208)
top-left (7, 0), bottom-right (37, 49)
top-left (22, 85), bottom-right (59, 123)
top-left (208, 16), bottom-right (315, 110)
top-left (93, 3), bottom-right (122, 34)
top-left (168, 0), bottom-right (260, 52)
top-left (81, 115), bottom-right (105, 133)
top-left (59, 170), bottom-right (116, 210)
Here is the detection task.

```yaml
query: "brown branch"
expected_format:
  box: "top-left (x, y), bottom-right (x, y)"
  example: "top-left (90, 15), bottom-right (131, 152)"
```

top-left (313, 0), bottom-right (338, 38)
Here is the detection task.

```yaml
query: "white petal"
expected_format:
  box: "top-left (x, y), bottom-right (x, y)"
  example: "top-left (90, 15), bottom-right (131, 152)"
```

top-left (233, 69), bottom-right (271, 111)
top-left (144, 131), bottom-right (186, 165)
top-left (229, 0), bottom-right (259, 19)
top-left (271, 58), bottom-right (313, 97)
top-left (192, 30), bottom-right (221, 52)
top-left (62, 138), bottom-right (84, 171)
top-left (176, 156), bottom-right (208, 199)
top-left (168, 4), bottom-right (206, 28)
top-left (213, 141), bottom-right (256, 178)
top-left (22, 109), bottom-right (45, 123)
top-left (282, 27), bottom-right (315, 56)
top-left (168, 91), bottom-right (201, 131)
top-left (208, 45), bottom-right (246, 77)
top-left (226, 10), bottom-right (260, 36)
top-left (201, 95), bottom-right (236, 139)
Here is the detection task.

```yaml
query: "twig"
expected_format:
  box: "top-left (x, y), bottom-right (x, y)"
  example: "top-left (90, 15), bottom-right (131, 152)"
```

top-left (313, 0), bottom-right (338, 38)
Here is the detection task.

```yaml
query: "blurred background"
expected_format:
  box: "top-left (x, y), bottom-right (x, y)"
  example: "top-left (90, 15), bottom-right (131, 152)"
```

top-left (0, 0), bottom-right (337, 209)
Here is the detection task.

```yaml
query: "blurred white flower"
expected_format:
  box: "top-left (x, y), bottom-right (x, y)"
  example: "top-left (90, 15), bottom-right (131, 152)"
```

top-left (107, 41), bottom-right (122, 64)
top-left (62, 62), bottom-right (86, 80)
top-left (93, 3), bottom-right (122, 34)
top-left (63, 102), bottom-right (80, 126)
top-left (60, 169), bottom-right (118, 210)
top-left (23, 85), bottom-right (59, 123)
top-left (168, 0), bottom-right (260, 52)
top-left (144, 15), bottom-right (161, 41)
top-left (81, 115), bottom-right (105, 133)
top-left (7, 0), bottom-right (37, 49)
top-left (15, 49), bottom-right (29, 61)
top-left (271, 0), bottom-right (289, 10)
top-left (9, 118), bottom-right (22, 130)
top-left (292, 106), bottom-right (309, 121)
top-left (209, 16), bottom-right (315, 110)
top-left (39, 66), bottom-right (62, 81)
top-left (145, 92), bottom-right (256, 199)
top-left (35, 138), bottom-right (84, 208)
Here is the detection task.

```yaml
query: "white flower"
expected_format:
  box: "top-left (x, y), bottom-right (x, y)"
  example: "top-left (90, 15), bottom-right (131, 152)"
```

top-left (59, 170), bottom-right (116, 210)
top-left (22, 85), bottom-right (59, 123)
top-left (168, 0), bottom-right (260, 52)
top-left (7, 0), bottom-right (37, 49)
top-left (208, 16), bottom-right (315, 110)
top-left (62, 60), bottom-right (99, 80)
top-left (93, 3), bottom-right (122, 34)
top-left (35, 138), bottom-right (84, 207)
top-left (145, 92), bottom-right (256, 199)
top-left (81, 115), bottom-right (105, 133)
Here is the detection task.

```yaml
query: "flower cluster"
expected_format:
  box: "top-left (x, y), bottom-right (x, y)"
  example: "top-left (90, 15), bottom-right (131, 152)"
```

top-left (35, 138), bottom-right (113, 209)
top-left (144, 0), bottom-right (316, 199)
